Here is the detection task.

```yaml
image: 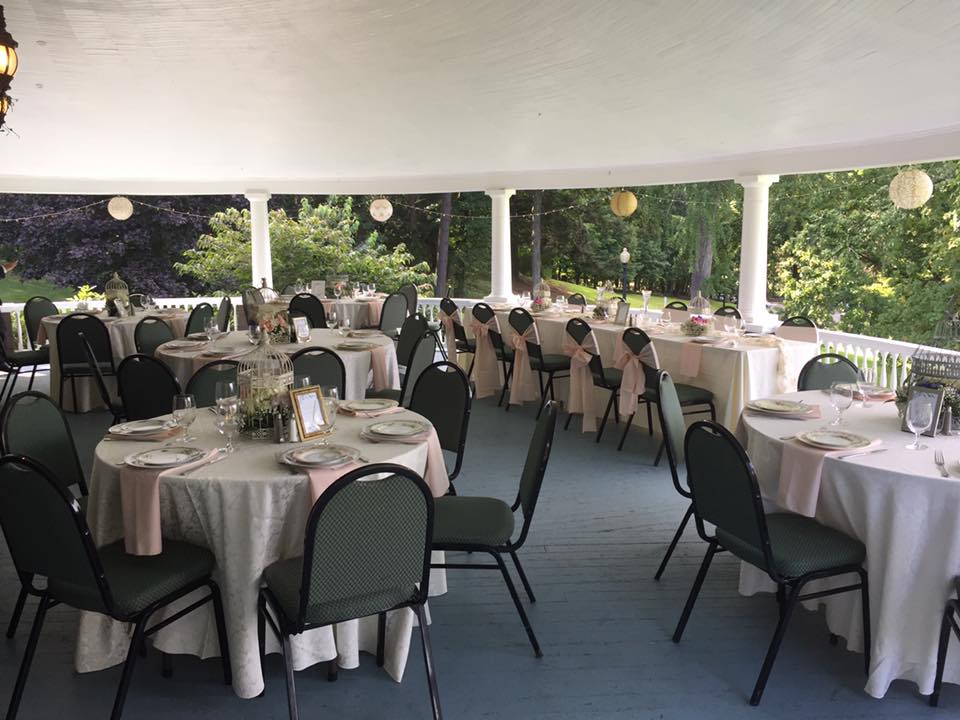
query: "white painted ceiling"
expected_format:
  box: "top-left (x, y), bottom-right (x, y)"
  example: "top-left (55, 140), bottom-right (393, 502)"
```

top-left (1, 0), bottom-right (960, 194)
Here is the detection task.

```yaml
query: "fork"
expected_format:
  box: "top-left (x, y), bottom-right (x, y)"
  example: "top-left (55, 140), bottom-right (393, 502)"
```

top-left (934, 449), bottom-right (950, 478)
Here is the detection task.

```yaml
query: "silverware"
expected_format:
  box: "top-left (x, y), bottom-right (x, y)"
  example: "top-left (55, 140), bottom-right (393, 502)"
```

top-left (934, 449), bottom-right (950, 478)
top-left (779, 434), bottom-right (796, 441)
top-left (184, 454), bottom-right (227, 475)
top-left (836, 448), bottom-right (888, 460)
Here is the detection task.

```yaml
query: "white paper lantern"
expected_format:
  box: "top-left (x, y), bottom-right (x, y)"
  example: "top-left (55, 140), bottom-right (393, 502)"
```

top-left (610, 190), bottom-right (638, 217)
top-left (889, 169), bottom-right (933, 209)
top-left (369, 198), bottom-right (393, 222)
top-left (107, 196), bottom-right (134, 220)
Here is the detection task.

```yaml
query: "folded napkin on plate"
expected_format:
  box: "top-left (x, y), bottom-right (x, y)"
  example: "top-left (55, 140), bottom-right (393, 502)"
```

top-left (778, 438), bottom-right (882, 517)
top-left (120, 448), bottom-right (222, 556)
top-left (105, 427), bottom-right (182, 442)
top-left (746, 404), bottom-right (822, 420)
top-left (361, 426), bottom-right (448, 497)
top-left (339, 405), bottom-right (403, 418)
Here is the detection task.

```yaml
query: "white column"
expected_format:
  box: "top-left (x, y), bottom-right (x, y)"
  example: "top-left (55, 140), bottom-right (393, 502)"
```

top-left (736, 175), bottom-right (779, 330)
top-left (484, 188), bottom-right (516, 304)
top-left (246, 191), bottom-right (273, 289)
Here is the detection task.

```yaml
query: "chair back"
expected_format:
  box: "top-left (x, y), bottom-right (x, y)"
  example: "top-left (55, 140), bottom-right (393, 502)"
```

top-left (440, 298), bottom-right (468, 344)
top-left (775, 316), bottom-right (818, 343)
top-left (128, 293), bottom-right (147, 309)
top-left (472, 303), bottom-right (507, 354)
top-left (664, 300), bottom-right (688, 311)
top-left (24, 296), bottom-right (58, 349)
top-left (400, 333), bottom-right (437, 406)
top-left (289, 293), bottom-right (327, 329)
top-left (57, 313), bottom-right (114, 373)
top-left (797, 353), bottom-right (861, 391)
top-left (241, 286), bottom-right (264, 328)
top-left (714, 305), bottom-right (741, 319)
top-left (1, 391), bottom-right (87, 496)
top-left (439, 297), bottom-right (458, 317)
top-left (280, 284), bottom-right (297, 296)
top-left (655, 372), bottom-right (689, 497)
top-left (186, 361), bottom-right (239, 408)
top-left (508, 308), bottom-right (542, 362)
top-left (684, 421), bottom-right (774, 574)
top-left (117, 354), bottom-right (182, 420)
top-left (409, 362), bottom-right (472, 480)
top-left (396, 314), bottom-right (429, 367)
top-left (291, 347), bottom-right (346, 396)
top-left (296, 464), bottom-right (433, 629)
top-left (567, 293), bottom-right (587, 307)
top-left (78, 333), bottom-right (115, 409)
top-left (134, 317), bottom-right (174, 357)
top-left (565, 318), bottom-right (604, 383)
top-left (185, 303), bottom-right (215, 335)
top-left (398, 284), bottom-right (418, 316)
top-left (216, 297), bottom-right (233, 332)
top-left (0, 455), bottom-right (113, 613)
top-left (622, 327), bottom-right (660, 388)
top-left (379, 293), bottom-right (408, 334)
top-left (513, 401), bottom-right (558, 543)
top-left (781, 315), bottom-right (816, 327)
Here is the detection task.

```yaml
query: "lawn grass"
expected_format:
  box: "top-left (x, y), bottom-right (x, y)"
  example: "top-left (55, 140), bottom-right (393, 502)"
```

top-left (0, 275), bottom-right (73, 303)
top-left (546, 279), bottom-right (720, 310)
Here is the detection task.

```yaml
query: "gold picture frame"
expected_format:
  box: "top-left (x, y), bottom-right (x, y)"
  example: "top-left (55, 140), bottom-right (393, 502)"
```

top-left (290, 386), bottom-right (332, 440)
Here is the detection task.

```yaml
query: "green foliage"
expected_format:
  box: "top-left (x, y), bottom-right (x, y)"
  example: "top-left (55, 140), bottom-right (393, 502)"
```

top-left (176, 197), bottom-right (434, 293)
top-left (70, 284), bottom-right (105, 301)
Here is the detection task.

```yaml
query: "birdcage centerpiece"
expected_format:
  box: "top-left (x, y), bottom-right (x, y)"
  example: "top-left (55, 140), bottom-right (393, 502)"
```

top-left (104, 272), bottom-right (131, 316)
top-left (257, 302), bottom-right (292, 345)
top-left (894, 311), bottom-right (960, 430)
top-left (237, 334), bottom-right (294, 437)
top-left (690, 291), bottom-right (711, 318)
top-left (530, 280), bottom-right (552, 313)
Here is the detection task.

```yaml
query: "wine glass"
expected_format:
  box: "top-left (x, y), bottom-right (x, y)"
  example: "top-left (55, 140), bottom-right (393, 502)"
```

top-left (341, 317), bottom-right (351, 336)
top-left (328, 312), bottom-right (338, 330)
top-left (642, 289), bottom-right (652, 315)
top-left (248, 325), bottom-right (261, 344)
top-left (214, 380), bottom-right (238, 409)
top-left (828, 382), bottom-right (854, 426)
top-left (172, 394), bottom-right (198, 441)
top-left (295, 375), bottom-right (312, 389)
top-left (214, 401), bottom-right (239, 453)
top-left (370, 283), bottom-right (376, 295)
top-left (857, 366), bottom-right (876, 408)
top-left (318, 386), bottom-right (339, 439)
top-left (296, 319), bottom-right (311, 344)
top-left (905, 395), bottom-right (934, 450)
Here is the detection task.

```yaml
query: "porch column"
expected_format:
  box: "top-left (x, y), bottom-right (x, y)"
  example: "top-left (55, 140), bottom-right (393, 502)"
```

top-left (484, 188), bottom-right (516, 304)
top-left (736, 175), bottom-right (779, 329)
top-left (246, 191), bottom-right (273, 289)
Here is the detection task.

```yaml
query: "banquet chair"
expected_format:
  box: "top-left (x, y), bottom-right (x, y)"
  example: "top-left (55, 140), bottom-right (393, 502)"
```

top-left (23, 295), bottom-right (58, 352)
top-left (0, 342), bottom-right (47, 408)
top-left (797, 353), bottom-right (862, 391)
top-left (280, 283), bottom-right (297, 295)
top-left (398, 283), bottom-right (419, 316)
top-left (57, 313), bottom-right (116, 413)
top-left (78, 333), bottom-right (124, 424)
top-left (567, 292), bottom-right (587, 307)
top-left (664, 300), bottom-right (688, 311)
top-left (368, 332), bottom-right (437, 407)
top-left (0, 455), bottom-right (231, 720)
top-left (714, 304), bottom-right (741, 319)
top-left (775, 316), bottom-right (819, 343)
top-left (931, 576), bottom-right (960, 706)
top-left (379, 292), bottom-right (409, 340)
top-left (470, 303), bottom-right (514, 405)
top-left (563, 317), bottom-right (622, 440)
top-left (116, 354), bottom-right (182, 421)
top-left (780, 315), bottom-right (816, 328)
top-left (409, 361), bottom-right (472, 492)
top-left (185, 302), bottom-right (215, 336)
top-left (290, 347), bottom-right (345, 397)
top-left (0, 390), bottom-right (88, 639)
top-left (673, 421), bottom-right (870, 706)
top-left (507, 308), bottom-right (570, 419)
top-left (128, 293), bottom-right (147, 309)
top-left (288, 293), bottom-right (327, 329)
top-left (216, 296), bottom-right (233, 332)
top-left (431, 401), bottom-right (557, 657)
top-left (186, 360), bottom-right (239, 407)
top-left (258, 464), bottom-right (441, 720)
top-left (396, 313), bottom-right (429, 370)
top-left (134, 316), bottom-right (174, 357)
top-left (615, 327), bottom-right (715, 455)
top-left (439, 297), bottom-right (475, 366)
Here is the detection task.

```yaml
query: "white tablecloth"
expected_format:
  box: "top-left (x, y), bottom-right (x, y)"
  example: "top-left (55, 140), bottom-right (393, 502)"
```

top-left (155, 329), bottom-right (399, 401)
top-left (77, 410), bottom-right (447, 699)
top-left (319, 298), bottom-right (383, 330)
top-left (40, 311), bottom-right (189, 413)
top-left (739, 390), bottom-right (960, 698)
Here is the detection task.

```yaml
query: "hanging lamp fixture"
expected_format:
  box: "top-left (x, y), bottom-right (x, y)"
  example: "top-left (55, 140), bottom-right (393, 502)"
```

top-left (0, 5), bottom-right (19, 133)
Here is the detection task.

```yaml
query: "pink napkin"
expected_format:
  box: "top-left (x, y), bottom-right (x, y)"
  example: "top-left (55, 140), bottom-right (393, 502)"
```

top-left (509, 325), bottom-right (539, 406)
top-left (470, 317), bottom-right (502, 398)
top-left (614, 336), bottom-right (659, 417)
top-left (306, 462), bottom-right (361, 505)
top-left (679, 341), bottom-right (707, 376)
top-left (562, 332), bottom-right (599, 432)
top-left (778, 438), bottom-right (882, 516)
top-left (106, 427), bottom-right (183, 443)
top-left (745, 404), bottom-right (822, 420)
top-left (120, 449), bottom-right (222, 556)
top-left (366, 299), bottom-right (383, 328)
top-left (339, 406), bottom-right (404, 419)
top-left (370, 344), bottom-right (401, 391)
top-left (362, 426), bottom-right (450, 497)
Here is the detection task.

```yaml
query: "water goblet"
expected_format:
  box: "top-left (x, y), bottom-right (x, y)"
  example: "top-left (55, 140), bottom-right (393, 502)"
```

top-left (172, 394), bottom-right (198, 441)
top-left (642, 289), bottom-right (652, 314)
top-left (214, 380), bottom-right (238, 409)
top-left (370, 283), bottom-right (376, 295)
top-left (214, 402), bottom-right (239, 453)
top-left (295, 375), bottom-right (312, 389)
top-left (329, 312), bottom-right (338, 330)
top-left (828, 382), bottom-right (854, 426)
top-left (341, 317), bottom-right (351, 336)
top-left (319, 386), bottom-right (339, 435)
top-left (905, 395), bottom-right (934, 450)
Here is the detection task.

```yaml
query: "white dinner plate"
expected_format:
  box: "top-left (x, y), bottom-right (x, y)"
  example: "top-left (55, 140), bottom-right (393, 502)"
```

top-left (689, 336), bottom-right (719, 344)
top-left (748, 399), bottom-right (810, 415)
top-left (281, 444), bottom-right (359, 468)
top-left (336, 341), bottom-right (377, 351)
top-left (796, 430), bottom-right (872, 450)
top-left (186, 332), bottom-right (211, 341)
top-left (365, 419), bottom-right (430, 438)
top-left (109, 418), bottom-right (178, 435)
top-left (125, 446), bottom-right (205, 468)
top-left (348, 330), bottom-right (381, 338)
top-left (163, 340), bottom-right (201, 350)
top-left (202, 348), bottom-right (235, 357)
top-left (341, 398), bottom-right (399, 413)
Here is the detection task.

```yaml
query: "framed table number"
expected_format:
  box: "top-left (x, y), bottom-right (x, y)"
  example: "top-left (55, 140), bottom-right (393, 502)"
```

top-left (290, 386), bottom-right (332, 440)
top-left (901, 384), bottom-right (945, 438)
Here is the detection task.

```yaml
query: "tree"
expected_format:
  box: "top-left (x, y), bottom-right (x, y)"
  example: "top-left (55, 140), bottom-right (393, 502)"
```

top-left (434, 193), bottom-right (452, 296)
top-left (530, 190), bottom-right (543, 287)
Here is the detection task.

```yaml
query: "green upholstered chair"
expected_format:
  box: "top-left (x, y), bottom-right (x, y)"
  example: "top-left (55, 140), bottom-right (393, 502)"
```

top-left (290, 347), bottom-right (345, 396)
top-left (408, 361), bottom-right (472, 491)
top-left (185, 360), bottom-right (239, 408)
top-left (615, 327), bottom-right (715, 457)
top-left (58, 314), bottom-right (117, 414)
top-left (395, 313), bottom-right (429, 369)
top-left (133, 316), bottom-right (174, 357)
top-left (713, 304), bottom-right (741, 319)
top-left (562, 317), bottom-right (623, 440)
top-left (287, 293), bottom-right (327, 329)
top-left (0, 455), bottom-right (230, 719)
top-left (431, 401), bottom-right (558, 658)
top-left (258, 464), bottom-right (440, 720)
top-left (116, 354), bottom-right (182, 421)
top-left (506, 308), bottom-right (569, 418)
top-left (23, 295), bottom-right (57, 354)
top-left (378, 293), bottom-right (409, 339)
top-left (368, 332), bottom-right (436, 406)
top-left (797, 353), bottom-right (862, 391)
top-left (185, 302), bottom-right (215, 336)
top-left (932, 576), bottom-right (960, 706)
top-left (78, 332), bottom-right (125, 424)
top-left (672, 421), bottom-right (870, 706)
top-left (216, 296), bottom-right (233, 332)
top-left (567, 292), bottom-right (587, 307)
top-left (471, 302), bottom-right (514, 406)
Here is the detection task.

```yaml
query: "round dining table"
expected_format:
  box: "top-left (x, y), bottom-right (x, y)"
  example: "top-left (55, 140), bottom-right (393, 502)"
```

top-left (76, 408), bottom-right (448, 699)
top-left (155, 329), bottom-right (400, 400)
top-left (38, 310), bottom-right (189, 412)
top-left (738, 390), bottom-right (960, 698)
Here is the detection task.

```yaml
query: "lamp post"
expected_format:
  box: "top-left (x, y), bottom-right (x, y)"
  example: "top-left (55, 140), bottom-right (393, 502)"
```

top-left (619, 247), bottom-right (630, 301)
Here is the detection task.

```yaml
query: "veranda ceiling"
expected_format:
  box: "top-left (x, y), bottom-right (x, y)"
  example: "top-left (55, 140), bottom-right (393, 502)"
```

top-left (1, 0), bottom-right (959, 195)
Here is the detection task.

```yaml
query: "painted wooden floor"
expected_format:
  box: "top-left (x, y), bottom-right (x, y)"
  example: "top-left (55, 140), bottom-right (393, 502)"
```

top-left (0, 370), bottom-right (949, 718)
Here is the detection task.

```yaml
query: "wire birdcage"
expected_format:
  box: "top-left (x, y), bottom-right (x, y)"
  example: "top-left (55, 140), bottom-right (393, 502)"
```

top-left (104, 272), bottom-right (129, 303)
top-left (690, 291), bottom-right (711, 317)
top-left (237, 334), bottom-right (294, 438)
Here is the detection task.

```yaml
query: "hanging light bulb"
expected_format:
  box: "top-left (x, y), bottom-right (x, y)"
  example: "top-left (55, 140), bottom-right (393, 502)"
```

top-left (0, 6), bottom-right (19, 133)
top-left (889, 169), bottom-right (933, 209)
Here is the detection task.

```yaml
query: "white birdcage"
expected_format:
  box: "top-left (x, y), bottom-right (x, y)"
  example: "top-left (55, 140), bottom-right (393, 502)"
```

top-left (237, 334), bottom-right (294, 438)
top-left (690, 291), bottom-right (711, 317)
top-left (104, 272), bottom-right (129, 303)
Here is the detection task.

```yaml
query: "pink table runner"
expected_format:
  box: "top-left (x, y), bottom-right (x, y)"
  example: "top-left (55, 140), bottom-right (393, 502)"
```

top-left (366, 299), bottom-right (384, 328)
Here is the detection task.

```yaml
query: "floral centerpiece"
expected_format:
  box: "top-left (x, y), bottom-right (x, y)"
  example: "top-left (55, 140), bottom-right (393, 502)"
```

top-left (681, 316), bottom-right (710, 336)
top-left (592, 304), bottom-right (608, 321)
top-left (237, 334), bottom-right (294, 438)
top-left (530, 281), bottom-right (552, 313)
top-left (256, 302), bottom-right (292, 344)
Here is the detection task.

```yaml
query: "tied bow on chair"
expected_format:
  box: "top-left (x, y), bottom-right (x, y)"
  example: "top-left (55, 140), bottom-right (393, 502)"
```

top-left (469, 316), bottom-right (501, 398)
top-left (562, 331), bottom-right (600, 432)
top-left (615, 337), bottom-right (659, 418)
top-left (509, 325), bottom-right (539, 405)
top-left (439, 310), bottom-right (460, 362)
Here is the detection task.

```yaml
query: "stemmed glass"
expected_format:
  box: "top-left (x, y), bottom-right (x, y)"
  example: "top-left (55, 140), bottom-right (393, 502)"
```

top-left (328, 312), bottom-right (338, 331)
top-left (858, 367), bottom-right (876, 408)
top-left (314, 386), bottom-right (339, 442)
top-left (370, 283), bottom-right (376, 295)
top-left (296, 318), bottom-right (311, 344)
top-left (341, 317), bottom-right (351, 336)
top-left (828, 382), bottom-right (854, 426)
top-left (295, 375), bottom-right (312, 389)
top-left (642, 289), bottom-right (652, 316)
top-left (905, 395), bottom-right (934, 450)
top-left (214, 403), bottom-right (238, 453)
top-left (334, 283), bottom-right (343, 300)
top-left (173, 394), bottom-right (198, 442)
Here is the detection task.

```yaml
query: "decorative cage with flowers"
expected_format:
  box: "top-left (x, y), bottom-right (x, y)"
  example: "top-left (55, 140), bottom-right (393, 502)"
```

top-left (531, 280), bottom-right (552, 312)
top-left (104, 272), bottom-right (130, 316)
top-left (690, 291), bottom-right (711, 317)
top-left (237, 334), bottom-right (294, 437)
top-left (256, 302), bottom-right (292, 344)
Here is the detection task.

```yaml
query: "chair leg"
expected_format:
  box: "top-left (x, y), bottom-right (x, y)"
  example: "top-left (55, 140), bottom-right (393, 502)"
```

top-left (654, 504), bottom-right (693, 581)
top-left (612, 393), bottom-right (620, 425)
top-left (71, 375), bottom-right (78, 414)
top-left (672, 542), bottom-right (717, 643)
top-left (653, 441), bottom-right (665, 467)
top-left (111, 614), bottom-right (150, 720)
top-left (708, 401), bottom-right (716, 422)
top-left (617, 413), bottom-right (635, 451)
top-left (209, 582), bottom-right (233, 686)
top-left (377, 612), bottom-right (386, 667)
top-left (750, 582), bottom-right (803, 706)
top-left (595, 392), bottom-right (615, 443)
top-left (58, 373), bottom-right (65, 410)
top-left (493, 552), bottom-right (542, 657)
top-left (563, 410), bottom-right (574, 431)
top-left (6, 594), bottom-right (49, 720)
top-left (327, 658), bottom-right (339, 682)
top-left (26, 365), bottom-right (37, 392)
top-left (6, 585), bottom-right (28, 639)
top-left (414, 605), bottom-right (443, 720)
top-left (280, 632), bottom-right (300, 720)
top-left (646, 402), bottom-right (654, 435)
top-left (858, 568), bottom-right (871, 676)
top-left (500, 361), bottom-right (513, 410)
top-left (509, 550), bottom-right (536, 603)
top-left (3, 368), bottom-right (19, 405)
top-left (931, 603), bottom-right (954, 707)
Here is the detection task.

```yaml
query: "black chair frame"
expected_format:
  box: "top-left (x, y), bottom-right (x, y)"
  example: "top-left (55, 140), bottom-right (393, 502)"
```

top-left (57, 313), bottom-right (116, 413)
top-left (506, 308), bottom-right (568, 419)
top-left (781, 315), bottom-right (816, 328)
top-left (290, 347), bottom-right (346, 397)
top-left (797, 353), bottom-right (862, 391)
top-left (932, 576), bottom-right (960, 706)
top-left (567, 293), bottom-right (587, 307)
top-left (78, 332), bottom-right (123, 424)
top-left (561, 318), bottom-right (621, 440)
top-left (664, 300), bottom-right (688, 311)
top-left (409, 361), bottom-right (472, 486)
top-left (714, 305), bottom-right (741, 319)
top-left (470, 303), bottom-right (514, 407)
top-left (185, 302), bottom-right (215, 336)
